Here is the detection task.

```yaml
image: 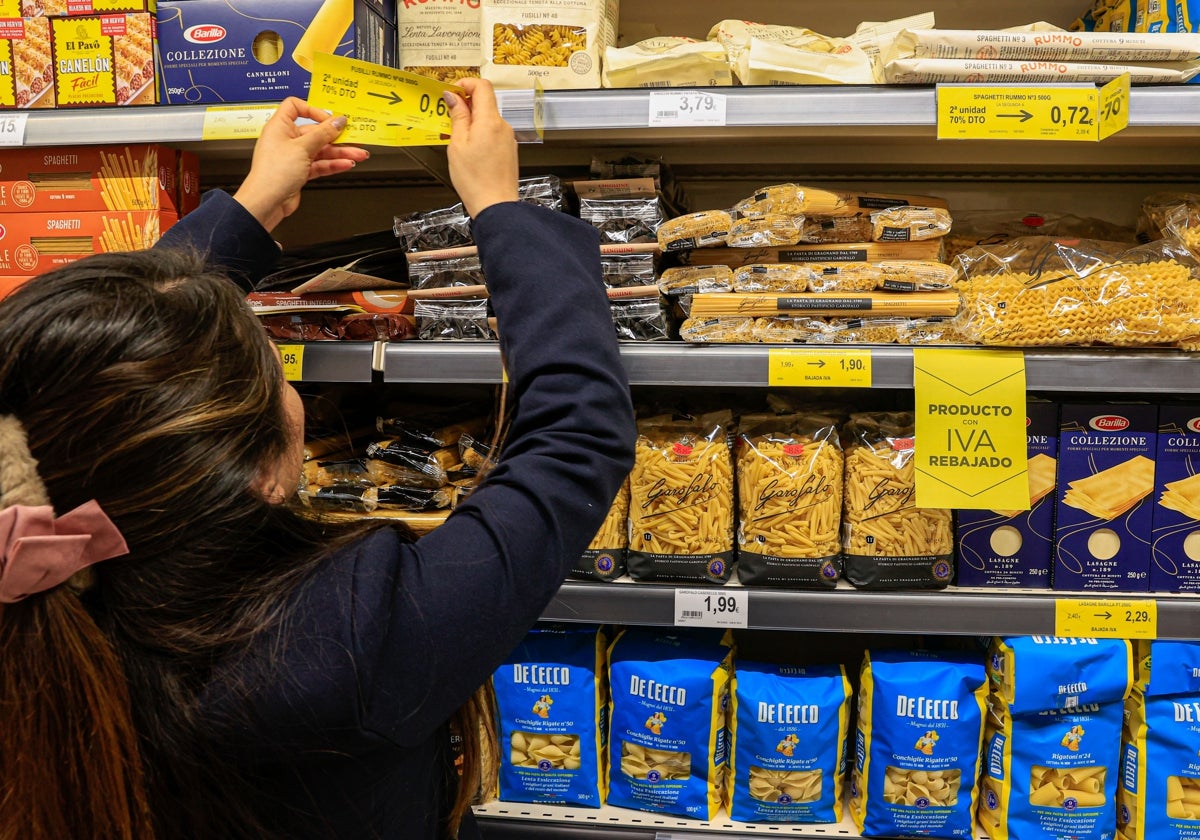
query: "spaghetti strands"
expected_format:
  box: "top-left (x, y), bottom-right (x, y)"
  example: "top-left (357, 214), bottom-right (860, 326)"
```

top-left (627, 412), bottom-right (735, 583)
top-left (736, 412), bottom-right (843, 588)
top-left (842, 412), bottom-right (953, 589)
top-left (572, 477), bottom-right (629, 582)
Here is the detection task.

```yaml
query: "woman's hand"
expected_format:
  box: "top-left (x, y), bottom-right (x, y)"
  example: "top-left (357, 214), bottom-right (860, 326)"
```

top-left (233, 97), bottom-right (370, 232)
top-left (444, 78), bottom-right (519, 218)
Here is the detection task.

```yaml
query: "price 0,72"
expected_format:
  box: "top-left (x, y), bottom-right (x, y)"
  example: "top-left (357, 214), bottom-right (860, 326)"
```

top-left (703, 594), bottom-right (740, 614)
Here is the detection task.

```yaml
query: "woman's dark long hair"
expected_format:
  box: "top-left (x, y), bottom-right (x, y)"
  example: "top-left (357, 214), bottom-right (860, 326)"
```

top-left (0, 251), bottom-right (487, 839)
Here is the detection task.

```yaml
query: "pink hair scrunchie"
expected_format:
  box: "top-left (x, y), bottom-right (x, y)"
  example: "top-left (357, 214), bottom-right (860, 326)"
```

top-left (0, 501), bottom-right (129, 603)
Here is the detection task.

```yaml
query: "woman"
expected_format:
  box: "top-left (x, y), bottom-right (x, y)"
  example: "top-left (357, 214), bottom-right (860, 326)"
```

top-left (0, 80), bottom-right (635, 839)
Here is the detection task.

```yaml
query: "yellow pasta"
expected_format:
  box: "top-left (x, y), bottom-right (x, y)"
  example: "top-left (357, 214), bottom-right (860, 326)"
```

top-left (748, 766), bottom-right (822, 803)
top-left (882, 766), bottom-right (962, 806)
top-left (620, 741), bottom-right (690, 780)
top-left (871, 206), bottom-right (953, 242)
top-left (1166, 775), bottom-right (1200, 819)
top-left (404, 65), bottom-right (480, 83)
top-left (509, 731), bottom-right (582, 771)
top-left (1029, 765), bottom-right (1107, 808)
top-left (727, 215), bottom-right (802, 248)
top-left (732, 263), bottom-right (820, 293)
top-left (587, 478), bottom-right (628, 551)
top-left (492, 23), bottom-right (587, 67)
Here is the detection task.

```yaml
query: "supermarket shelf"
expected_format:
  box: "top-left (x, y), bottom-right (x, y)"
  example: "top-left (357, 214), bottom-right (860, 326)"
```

top-left (381, 342), bottom-right (1200, 392)
top-left (540, 580), bottom-right (1200, 639)
top-left (276, 342), bottom-right (377, 383)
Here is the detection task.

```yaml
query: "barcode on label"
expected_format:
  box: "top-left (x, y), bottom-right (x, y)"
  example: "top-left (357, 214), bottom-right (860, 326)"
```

top-left (643, 81), bottom-right (671, 88)
top-left (682, 610), bottom-right (702, 619)
top-left (655, 110), bottom-right (678, 119)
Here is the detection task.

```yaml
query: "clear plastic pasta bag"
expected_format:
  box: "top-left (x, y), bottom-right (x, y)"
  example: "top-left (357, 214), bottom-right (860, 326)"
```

top-left (601, 253), bottom-right (656, 288)
top-left (407, 255), bottom-right (485, 290)
top-left (572, 477), bottom-right (629, 582)
top-left (394, 203), bottom-right (474, 252)
top-left (735, 412), bottom-right (844, 588)
top-left (580, 197), bottom-right (666, 244)
top-left (414, 298), bottom-right (495, 341)
top-left (679, 316), bottom-right (755, 343)
top-left (1137, 192), bottom-right (1200, 244)
top-left (611, 296), bottom-right (671, 342)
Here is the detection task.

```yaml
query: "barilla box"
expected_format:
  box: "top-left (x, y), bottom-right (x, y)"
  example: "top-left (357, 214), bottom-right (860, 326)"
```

top-left (51, 12), bottom-right (157, 106)
top-left (957, 400), bottom-right (1059, 588)
top-left (0, 17), bottom-right (55, 109)
top-left (1150, 403), bottom-right (1200, 592)
top-left (0, 145), bottom-right (179, 212)
top-left (1054, 403), bottom-right (1157, 592)
top-left (0, 209), bottom-right (176, 275)
top-left (157, 0), bottom-right (396, 104)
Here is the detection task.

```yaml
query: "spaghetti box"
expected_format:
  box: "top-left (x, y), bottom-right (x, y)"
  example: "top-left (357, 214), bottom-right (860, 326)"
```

top-left (1150, 404), bottom-right (1200, 592)
top-left (157, 0), bottom-right (396, 104)
top-left (0, 17), bottom-right (55, 109)
top-left (1054, 403), bottom-right (1157, 592)
top-left (0, 145), bottom-right (178, 212)
top-left (0, 209), bottom-right (176, 275)
top-left (956, 400), bottom-right (1058, 588)
top-left (177, 149), bottom-right (199, 216)
top-left (50, 13), bottom-right (157, 106)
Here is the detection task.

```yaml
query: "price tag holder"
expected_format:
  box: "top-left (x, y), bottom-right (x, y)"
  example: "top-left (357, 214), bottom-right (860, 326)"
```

top-left (674, 587), bottom-right (748, 629)
top-left (0, 112), bottom-right (28, 146)
top-left (648, 91), bottom-right (727, 127)
top-left (201, 105), bottom-right (276, 141)
top-left (277, 344), bottom-right (305, 382)
top-left (307, 52), bottom-right (463, 147)
top-left (768, 347), bottom-right (872, 388)
top-left (937, 73), bottom-right (1130, 142)
top-left (1055, 598), bottom-right (1158, 639)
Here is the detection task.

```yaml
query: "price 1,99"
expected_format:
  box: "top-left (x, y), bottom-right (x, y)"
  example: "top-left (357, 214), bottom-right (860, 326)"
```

top-left (674, 587), bottom-right (748, 629)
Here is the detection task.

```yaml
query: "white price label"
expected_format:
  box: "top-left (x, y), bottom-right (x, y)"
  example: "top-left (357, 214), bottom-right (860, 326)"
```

top-left (0, 113), bottom-right (29, 146)
top-left (674, 587), bottom-right (748, 629)
top-left (648, 91), bottom-right (727, 127)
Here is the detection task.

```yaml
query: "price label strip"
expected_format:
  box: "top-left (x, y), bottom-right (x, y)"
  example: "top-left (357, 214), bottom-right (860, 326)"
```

top-left (0, 112), bottom-right (28, 146)
top-left (1055, 598), bottom-right (1158, 639)
top-left (937, 72), bottom-right (1130, 142)
top-left (674, 587), bottom-right (748, 629)
top-left (201, 105), bottom-right (277, 141)
top-left (648, 90), bottom-right (727, 128)
top-left (277, 344), bottom-right (305, 382)
top-left (768, 347), bottom-right (872, 388)
top-left (307, 52), bottom-right (463, 147)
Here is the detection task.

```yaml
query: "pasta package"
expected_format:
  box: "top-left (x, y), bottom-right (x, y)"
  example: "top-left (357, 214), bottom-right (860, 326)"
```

top-left (728, 215), bottom-right (803, 248)
top-left (1151, 405), bottom-right (1200, 592)
top-left (1055, 403), bottom-right (1158, 592)
top-left (398, 0), bottom-right (481, 83)
top-left (627, 412), bottom-right (735, 584)
top-left (841, 412), bottom-right (954, 590)
top-left (572, 477), bottom-right (629, 582)
top-left (1118, 688), bottom-right (1200, 840)
top-left (673, 239), bottom-right (946, 268)
top-left (729, 662), bottom-right (852, 823)
top-left (871, 207), bottom-right (953, 243)
top-left (602, 36), bottom-right (732, 88)
top-left (481, 0), bottom-right (619, 90)
top-left (987, 637), bottom-right (1133, 714)
top-left (657, 210), bottom-right (732, 252)
top-left (1134, 640), bottom-right (1200, 698)
top-left (733, 184), bottom-right (949, 221)
top-left (678, 316), bottom-right (755, 344)
top-left (849, 649), bottom-right (989, 838)
top-left (891, 26), bottom-right (1200, 61)
top-left (706, 20), bottom-right (875, 85)
top-left (980, 699), bottom-right (1123, 840)
top-left (809, 261), bottom-right (957, 293)
top-left (735, 412), bottom-right (844, 589)
top-left (606, 628), bottom-right (733, 820)
top-left (493, 625), bottom-right (607, 807)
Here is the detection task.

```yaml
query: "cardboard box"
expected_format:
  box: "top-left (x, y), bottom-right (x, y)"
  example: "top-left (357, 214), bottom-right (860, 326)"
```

top-left (13, 1), bottom-right (156, 15)
top-left (956, 400), bottom-right (1059, 588)
top-left (0, 208), bottom-right (175, 274)
top-left (0, 17), bottom-right (54, 109)
top-left (157, 0), bottom-right (396, 104)
top-left (1149, 404), bottom-right (1200, 592)
top-left (51, 12), bottom-right (156, 106)
top-left (0, 144), bottom-right (179, 211)
top-left (177, 149), bottom-right (199, 216)
top-left (1053, 403), bottom-right (1157, 592)
top-left (0, 275), bottom-right (30, 298)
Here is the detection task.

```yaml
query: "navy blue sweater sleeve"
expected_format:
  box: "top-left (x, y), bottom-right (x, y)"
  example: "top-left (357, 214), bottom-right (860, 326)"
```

top-left (155, 189), bottom-right (281, 290)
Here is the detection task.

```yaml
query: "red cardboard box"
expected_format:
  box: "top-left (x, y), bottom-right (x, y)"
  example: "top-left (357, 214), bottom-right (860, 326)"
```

top-left (0, 144), bottom-right (180, 211)
top-left (0, 208), bottom-right (176, 274)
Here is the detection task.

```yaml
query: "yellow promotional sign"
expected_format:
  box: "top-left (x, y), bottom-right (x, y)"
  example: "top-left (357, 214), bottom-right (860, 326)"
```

top-left (307, 52), bottom-right (464, 147)
top-left (1055, 598), bottom-right (1158, 639)
top-left (277, 344), bottom-right (305, 382)
top-left (768, 348), bottom-right (872, 388)
top-left (201, 105), bottom-right (277, 141)
top-left (937, 73), bottom-right (1130, 141)
top-left (913, 348), bottom-right (1028, 509)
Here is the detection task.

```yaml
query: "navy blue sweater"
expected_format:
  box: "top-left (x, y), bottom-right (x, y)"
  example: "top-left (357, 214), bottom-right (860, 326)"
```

top-left (159, 193), bottom-right (635, 838)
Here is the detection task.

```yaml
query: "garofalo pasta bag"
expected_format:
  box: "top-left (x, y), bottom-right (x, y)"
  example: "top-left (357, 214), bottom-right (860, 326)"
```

top-left (735, 412), bottom-right (844, 589)
top-left (842, 412), bottom-right (953, 589)
top-left (729, 662), bottom-right (852, 823)
top-left (492, 625), bottom-right (606, 807)
top-left (628, 411), bottom-right (735, 584)
top-left (979, 699), bottom-right (1123, 840)
top-left (987, 636), bottom-right (1134, 714)
top-left (572, 477), bottom-right (629, 582)
top-left (849, 649), bottom-right (988, 838)
top-left (607, 628), bottom-right (733, 820)
top-left (1117, 640), bottom-right (1200, 840)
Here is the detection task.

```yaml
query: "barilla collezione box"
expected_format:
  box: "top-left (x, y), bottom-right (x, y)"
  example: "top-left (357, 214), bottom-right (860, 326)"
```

top-left (51, 12), bottom-right (156, 106)
top-left (157, 0), bottom-right (396, 104)
top-left (1054, 403), bottom-right (1158, 592)
top-left (0, 145), bottom-right (179, 212)
top-left (0, 17), bottom-right (55, 109)
top-left (957, 401), bottom-right (1059, 588)
top-left (1149, 404), bottom-right (1200, 592)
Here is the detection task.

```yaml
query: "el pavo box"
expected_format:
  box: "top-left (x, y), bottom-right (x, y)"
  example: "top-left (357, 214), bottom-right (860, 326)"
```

top-left (51, 12), bottom-right (156, 106)
top-left (0, 17), bottom-right (54, 110)
top-left (157, 0), bottom-right (396, 103)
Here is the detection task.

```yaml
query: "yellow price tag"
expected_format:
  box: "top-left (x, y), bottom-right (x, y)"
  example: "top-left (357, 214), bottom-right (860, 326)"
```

top-left (937, 74), bottom-right (1130, 142)
top-left (307, 52), bottom-right (463, 147)
top-left (768, 348), bottom-right (872, 388)
top-left (278, 344), bottom-right (305, 382)
top-left (201, 105), bottom-right (277, 141)
top-left (1055, 598), bottom-right (1158, 639)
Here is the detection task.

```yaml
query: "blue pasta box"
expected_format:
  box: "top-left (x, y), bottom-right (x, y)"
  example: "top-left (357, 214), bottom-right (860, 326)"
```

top-left (157, 0), bottom-right (396, 104)
top-left (957, 400), bottom-right (1058, 588)
top-left (1150, 404), bottom-right (1200, 592)
top-left (1054, 403), bottom-right (1157, 592)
